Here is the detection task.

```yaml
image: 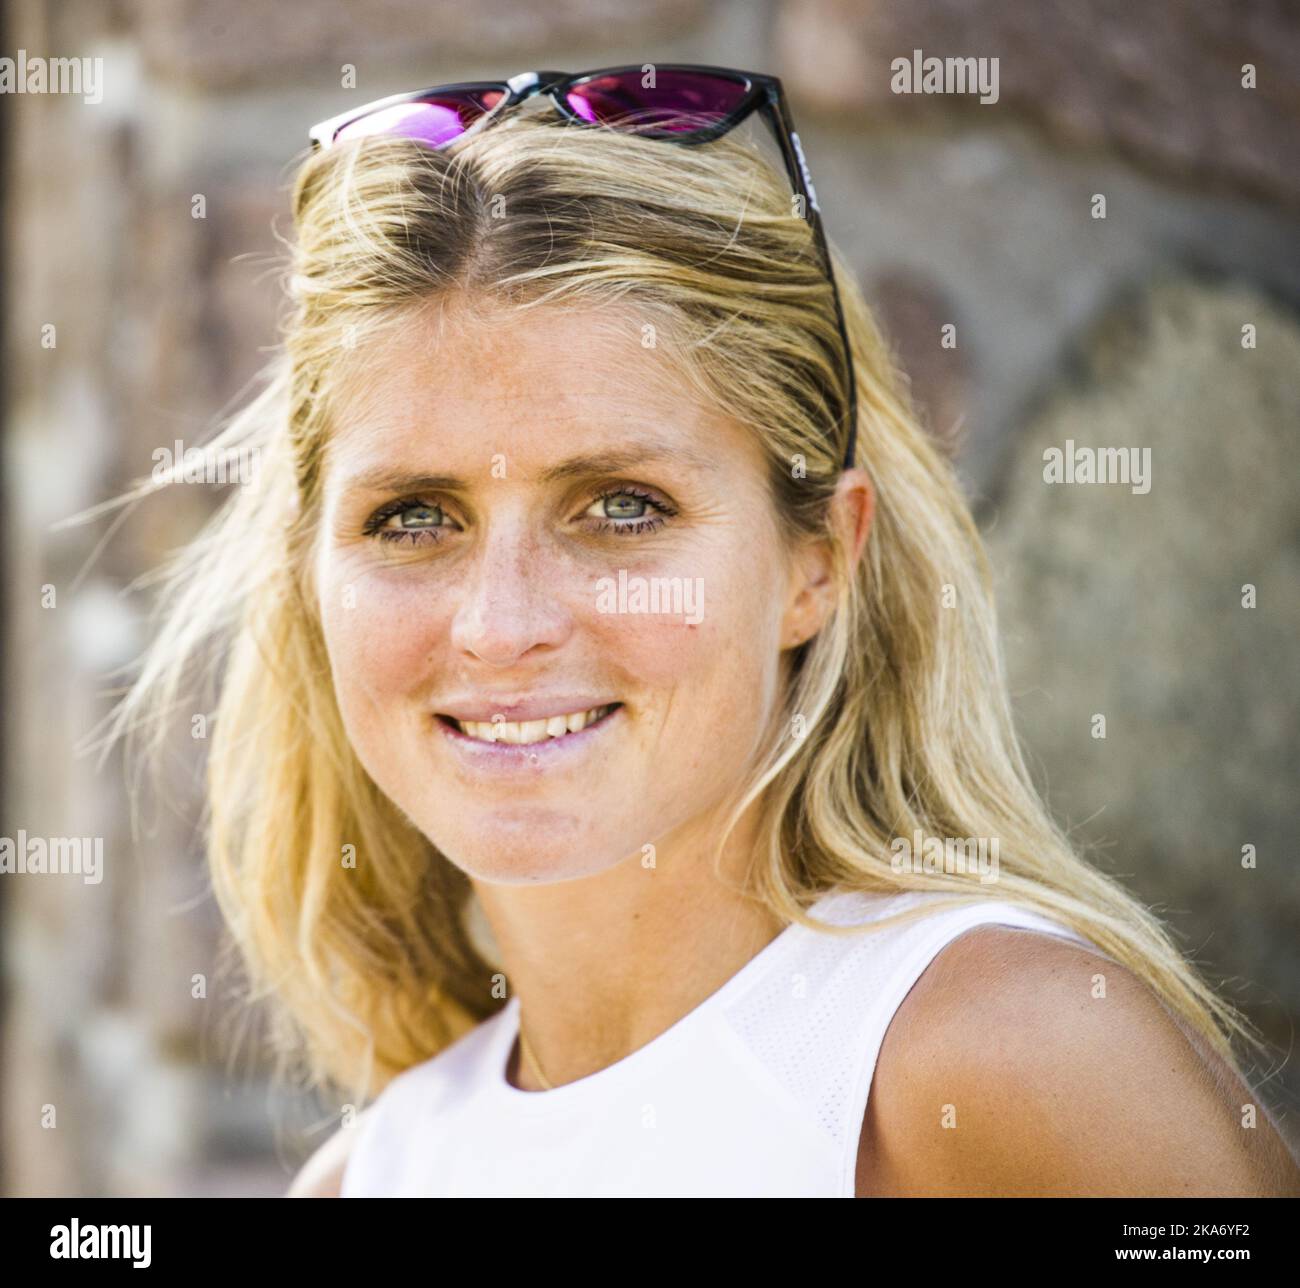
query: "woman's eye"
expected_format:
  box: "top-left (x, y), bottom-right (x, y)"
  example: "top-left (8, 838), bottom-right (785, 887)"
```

top-left (396, 503), bottom-right (443, 529)
top-left (598, 493), bottom-right (648, 520)
top-left (362, 488), bottom-right (674, 546)
top-left (364, 499), bottom-right (451, 545)
top-left (582, 488), bottom-right (674, 535)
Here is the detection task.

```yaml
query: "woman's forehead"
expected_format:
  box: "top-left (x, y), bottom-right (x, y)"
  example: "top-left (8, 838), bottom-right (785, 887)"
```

top-left (322, 304), bottom-right (750, 481)
top-left (341, 302), bottom-right (675, 403)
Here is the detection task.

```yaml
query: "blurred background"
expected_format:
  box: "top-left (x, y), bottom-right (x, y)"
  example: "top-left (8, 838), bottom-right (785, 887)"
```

top-left (2, 0), bottom-right (1298, 1195)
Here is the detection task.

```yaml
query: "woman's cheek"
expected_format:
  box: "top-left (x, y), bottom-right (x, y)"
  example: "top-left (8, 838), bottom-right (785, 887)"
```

top-left (588, 598), bottom-right (709, 688)
top-left (320, 565), bottom-right (441, 707)
top-left (593, 576), bottom-right (763, 717)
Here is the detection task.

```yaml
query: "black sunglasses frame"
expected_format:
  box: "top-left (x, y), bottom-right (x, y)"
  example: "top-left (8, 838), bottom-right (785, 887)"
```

top-left (309, 64), bottom-right (857, 470)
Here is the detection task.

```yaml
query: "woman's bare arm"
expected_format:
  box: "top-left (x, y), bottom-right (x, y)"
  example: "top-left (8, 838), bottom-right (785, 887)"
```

top-left (859, 926), bottom-right (1300, 1197)
top-left (285, 1108), bottom-right (375, 1198)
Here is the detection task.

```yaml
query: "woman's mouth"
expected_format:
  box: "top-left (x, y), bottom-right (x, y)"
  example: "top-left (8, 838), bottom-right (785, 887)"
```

top-left (437, 703), bottom-right (620, 745)
top-left (433, 701), bottom-right (624, 779)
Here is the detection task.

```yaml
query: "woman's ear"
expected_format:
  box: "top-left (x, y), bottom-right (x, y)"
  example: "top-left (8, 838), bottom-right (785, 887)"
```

top-left (779, 468), bottom-right (874, 649)
top-left (834, 466), bottom-right (875, 571)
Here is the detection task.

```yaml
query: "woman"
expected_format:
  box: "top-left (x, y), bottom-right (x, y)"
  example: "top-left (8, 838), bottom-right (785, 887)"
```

top-left (101, 67), bottom-right (1298, 1197)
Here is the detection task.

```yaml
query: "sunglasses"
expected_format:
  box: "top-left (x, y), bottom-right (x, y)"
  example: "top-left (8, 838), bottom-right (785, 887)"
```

top-left (309, 64), bottom-right (857, 470)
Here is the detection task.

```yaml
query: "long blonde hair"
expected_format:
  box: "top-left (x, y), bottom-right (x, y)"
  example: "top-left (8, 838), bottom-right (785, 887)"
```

top-left (86, 109), bottom-right (1271, 1104)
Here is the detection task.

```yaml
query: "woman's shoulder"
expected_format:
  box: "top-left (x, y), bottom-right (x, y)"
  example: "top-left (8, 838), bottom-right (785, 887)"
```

top-left (285, 1106), bottom-right (378, 1198)
top-left (858, 923), bottom-right (1300, 1196)
top-left (285, 1004), bottom-right (512, 1198)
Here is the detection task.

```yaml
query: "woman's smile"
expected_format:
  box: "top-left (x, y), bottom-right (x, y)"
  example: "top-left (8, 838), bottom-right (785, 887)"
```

top-left (432, 701), bottom-right (625, 777)
top-left (438, 701), bottom-right (620, 743)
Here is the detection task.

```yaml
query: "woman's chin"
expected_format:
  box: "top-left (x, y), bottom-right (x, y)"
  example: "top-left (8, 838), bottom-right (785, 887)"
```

top-left (430, 816), bottom-right (644, 885)
top-left (449, 850), bottom-right (630, 886)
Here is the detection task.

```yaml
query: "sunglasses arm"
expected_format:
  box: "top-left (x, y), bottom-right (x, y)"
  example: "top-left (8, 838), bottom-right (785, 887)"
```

top-left (759, 87), bottom-right (858, 468)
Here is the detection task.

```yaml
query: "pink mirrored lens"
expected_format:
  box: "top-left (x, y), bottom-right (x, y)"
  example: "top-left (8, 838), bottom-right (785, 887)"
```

top-left (565, 70), bottom-right (749, 134)
top-left (333, 89), bottom-right (506, 148)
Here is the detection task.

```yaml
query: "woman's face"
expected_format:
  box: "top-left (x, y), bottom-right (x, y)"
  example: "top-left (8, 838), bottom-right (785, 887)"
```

top-left (314, 301), bottom-right (835, 884)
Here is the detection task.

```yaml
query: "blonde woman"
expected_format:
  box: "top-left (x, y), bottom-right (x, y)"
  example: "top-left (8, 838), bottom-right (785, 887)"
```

top-left (100, 66), bottom-right (1298, 1197)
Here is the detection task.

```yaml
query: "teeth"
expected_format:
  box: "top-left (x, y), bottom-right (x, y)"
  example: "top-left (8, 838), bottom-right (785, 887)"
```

top-left (452, 705), bottom-right (613, 745)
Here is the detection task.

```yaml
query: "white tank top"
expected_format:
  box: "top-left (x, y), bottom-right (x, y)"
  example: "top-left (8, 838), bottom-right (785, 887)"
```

top-left (340, 887), bottom-right (1101, 1197)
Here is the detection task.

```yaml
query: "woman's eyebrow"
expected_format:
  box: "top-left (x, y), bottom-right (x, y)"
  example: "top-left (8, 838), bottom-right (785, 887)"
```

top-left (340, 443), bottom-right (720, 496)
top-left (539, 443), bottom-right (720, 482)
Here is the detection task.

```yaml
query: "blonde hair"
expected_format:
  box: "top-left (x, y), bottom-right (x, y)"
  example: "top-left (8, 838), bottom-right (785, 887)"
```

top-left (87, 109), bottom-right (1271, 1104)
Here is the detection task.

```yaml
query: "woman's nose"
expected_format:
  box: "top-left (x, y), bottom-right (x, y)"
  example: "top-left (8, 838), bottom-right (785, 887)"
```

top-left (448, 523), bottom-right (573, 667)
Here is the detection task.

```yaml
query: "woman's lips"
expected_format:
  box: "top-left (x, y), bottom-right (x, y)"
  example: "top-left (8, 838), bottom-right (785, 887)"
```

top-left (442, 702), bottom-right (618, 744)
top-left (434, 703), bottom-right (623, 774)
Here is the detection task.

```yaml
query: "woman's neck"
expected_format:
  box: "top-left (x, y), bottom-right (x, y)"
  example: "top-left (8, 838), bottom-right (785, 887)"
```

top-left (474, 810), bottom-right (783, 1091)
